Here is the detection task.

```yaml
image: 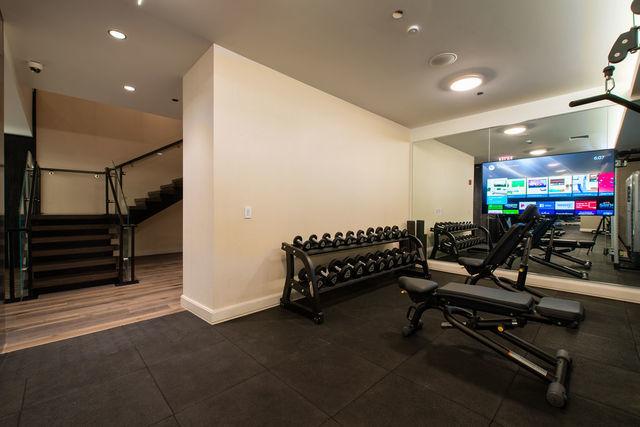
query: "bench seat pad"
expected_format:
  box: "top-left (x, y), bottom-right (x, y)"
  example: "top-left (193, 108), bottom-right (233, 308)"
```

top-left (438, 282), bottom-right (534, 311)
top-left (398, 277), bottom-right (439, 295)
top-left (458, 257), bottom-right (484, 269)
top-left (536, 297), bottom-right (584, 322)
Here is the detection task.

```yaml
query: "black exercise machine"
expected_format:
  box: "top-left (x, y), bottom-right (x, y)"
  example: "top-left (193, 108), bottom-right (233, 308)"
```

top-left (525, 218), bottom-right (593, 280)
top-left (398, 277), bottom-right (584, 407)
top-left (458, 205), bottom-right (545, 299)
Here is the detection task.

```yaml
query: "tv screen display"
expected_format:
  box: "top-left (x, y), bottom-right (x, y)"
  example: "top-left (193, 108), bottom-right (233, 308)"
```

top-left (482, 149), bottom-right (615, 216)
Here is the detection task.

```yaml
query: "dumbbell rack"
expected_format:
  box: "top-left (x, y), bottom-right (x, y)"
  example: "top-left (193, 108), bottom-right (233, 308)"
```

top-left (429, 222), bottom-right (492, 259)
top-left (280, 234), bottom-right (429, 324)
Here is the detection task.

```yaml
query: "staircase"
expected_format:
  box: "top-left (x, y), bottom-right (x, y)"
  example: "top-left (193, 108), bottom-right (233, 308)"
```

top-left (128, 178), bottom-right (182, 224)
top-left (31, 215), bottom-right (119, 293)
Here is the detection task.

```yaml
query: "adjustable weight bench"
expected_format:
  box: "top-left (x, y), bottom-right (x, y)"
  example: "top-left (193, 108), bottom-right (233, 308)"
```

top-left (398, 276), bottom-right (584, 408)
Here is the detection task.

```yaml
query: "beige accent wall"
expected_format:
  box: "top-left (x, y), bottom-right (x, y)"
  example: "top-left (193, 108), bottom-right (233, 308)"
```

top-left (412, 139), bottom-right (475, 248)
top-left (182, 45), bottom-right (410, 322)
top-left (36, 90), bottom-right (183, 255)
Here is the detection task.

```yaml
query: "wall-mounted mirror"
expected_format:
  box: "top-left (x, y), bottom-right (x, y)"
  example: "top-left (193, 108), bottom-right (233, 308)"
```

top-left (413, 106), bottom-right (640, 288)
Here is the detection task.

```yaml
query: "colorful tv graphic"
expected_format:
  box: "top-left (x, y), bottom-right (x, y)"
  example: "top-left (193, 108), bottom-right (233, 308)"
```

top-left (481, 149), bottom-right (615, 216)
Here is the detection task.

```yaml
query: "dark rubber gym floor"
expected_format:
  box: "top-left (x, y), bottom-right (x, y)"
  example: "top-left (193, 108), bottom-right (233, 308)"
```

top-left (1, 271), bottom-right (639, 426)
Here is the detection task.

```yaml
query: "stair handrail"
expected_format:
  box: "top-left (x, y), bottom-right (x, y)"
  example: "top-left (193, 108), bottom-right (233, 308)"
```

top-left (112, 139), bottom-right (182, 170)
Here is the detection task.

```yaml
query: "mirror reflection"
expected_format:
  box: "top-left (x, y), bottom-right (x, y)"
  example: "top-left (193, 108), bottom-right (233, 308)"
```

top-left (413, 106), bottom-right (640, 287)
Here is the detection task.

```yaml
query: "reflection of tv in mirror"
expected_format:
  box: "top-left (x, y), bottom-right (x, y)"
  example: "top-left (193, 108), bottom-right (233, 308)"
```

top-left (482, 149), bottom-right (615, 216)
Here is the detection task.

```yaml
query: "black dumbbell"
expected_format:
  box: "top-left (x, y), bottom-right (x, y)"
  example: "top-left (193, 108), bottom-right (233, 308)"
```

top-left (366, 252), bottom-right (388, 271)
top-left (344, 231), bottom-right (357, 245)
top-left (320, 233), bottom-right (333, 248)
top-left (344, 257), bottom-right (366, 277)
top-left (391, 225), bottom-right (401, 239)
top-left (356, 230), bottom-right (368, 244)
top-left (292, 235), bottom-right (303, 248)
top-left (355, 254), bottom-right (376, 274)
top-left (328, 259), bottom-right (354, 282)
top-left (299, 266), bottom-right (339, 288)
top-left (308, 234), bottom-right (326, 249)
top-left (333, 232), bottom-right (345, 248)
top-left (387, 248), bottom-right (403, 265)
top-left (366, 227), bottom-right (378, 243)
top-left (375, 227), bottom-right (386, 240)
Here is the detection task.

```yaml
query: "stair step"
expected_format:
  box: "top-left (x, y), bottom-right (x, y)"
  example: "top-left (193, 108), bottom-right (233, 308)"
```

top-left (32, 215), bottom-right (115, 226)
top-left (32, 224), bottom-right (111, 231)
top-left (33, 245), bottom-right (116, 257)
top-left (33, 257), bottom-right (117, 273)
top-left (160, 184), bottom-right (177, 193)
top-left (32, 234), bottom-right (113, 244)
top-left (33, 270), bottom-right (119, 289)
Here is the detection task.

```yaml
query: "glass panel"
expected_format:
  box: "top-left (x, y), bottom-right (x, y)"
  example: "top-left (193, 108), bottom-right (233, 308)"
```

top-left (412, 128), bottom-right (490, 264)
top-left (117, 143), bottom-right (182, 207)
top-left (120, 225), bottom-right (135, 283)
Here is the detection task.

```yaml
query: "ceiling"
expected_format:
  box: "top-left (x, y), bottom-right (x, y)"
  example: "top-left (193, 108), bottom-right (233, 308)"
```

top-left (0, 0), bottom-right (634, 129)
top-left (436, 107), bottom-right (611, 163)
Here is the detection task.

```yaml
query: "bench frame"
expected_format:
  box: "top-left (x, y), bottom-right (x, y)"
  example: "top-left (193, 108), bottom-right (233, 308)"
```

top-left (401, 286), bottom-right (574, 408)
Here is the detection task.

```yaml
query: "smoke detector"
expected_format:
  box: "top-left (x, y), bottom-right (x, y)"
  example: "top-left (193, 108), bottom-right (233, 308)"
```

top-left (428, 52), bottom-right (458, 67)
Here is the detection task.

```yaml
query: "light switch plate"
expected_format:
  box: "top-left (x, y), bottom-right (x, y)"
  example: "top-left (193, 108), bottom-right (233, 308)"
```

top-left (244, 206), bottom-right (252, 219)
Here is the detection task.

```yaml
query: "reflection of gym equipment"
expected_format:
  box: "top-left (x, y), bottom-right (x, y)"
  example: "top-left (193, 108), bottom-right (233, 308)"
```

top-left (459, 206), bottom-right (545, 299)
top-left (589, 215), bottom-right (611, 255)
top-left (429, 221), bottom-right (492, 259)
top-left (616, 171), bottom-right (640, 270)
top-left (512, 218), bottom-right (593, 280)
top-left (398, 275), bottom-right (583, 408)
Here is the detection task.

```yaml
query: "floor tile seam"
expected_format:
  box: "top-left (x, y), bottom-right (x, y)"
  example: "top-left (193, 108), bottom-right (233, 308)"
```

top-left (218, 335), bottom-right (334, 421)
top-left (21, 365), bottom-right (151, 410)
top-left (16, 377), bottom-right (27, 427)
top-left (569, 389), bottom-right (640, 420)
top-left (134, 347), bottom-right (176, 417)
top-left (389, 363), bottom-right (504, 422)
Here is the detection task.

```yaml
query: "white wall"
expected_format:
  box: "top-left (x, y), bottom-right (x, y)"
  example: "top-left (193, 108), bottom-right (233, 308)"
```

top-left (412, 139), bottom-right (474, 247)
top-left (182, 45), bottom-right (410, 323)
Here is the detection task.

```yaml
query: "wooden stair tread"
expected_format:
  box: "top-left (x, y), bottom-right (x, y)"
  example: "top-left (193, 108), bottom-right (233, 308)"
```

top-left (32, 234), bottom-right (113, 244)
top-left (33, 271), bottom-right (119, 288)
top-left (34, 257), bottom-right (117, 272)
top-left (32, 224), bottom-right (111, 231)
top-left (33, 245), bottom-right (116, 257)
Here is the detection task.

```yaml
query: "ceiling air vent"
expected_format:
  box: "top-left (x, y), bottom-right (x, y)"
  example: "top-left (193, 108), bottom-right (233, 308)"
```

top-left (569, 135), bottom-right (589, 142)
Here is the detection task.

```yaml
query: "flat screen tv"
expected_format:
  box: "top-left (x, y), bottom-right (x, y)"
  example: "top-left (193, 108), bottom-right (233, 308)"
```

top-left (481, 149), bottom-right (615, 216)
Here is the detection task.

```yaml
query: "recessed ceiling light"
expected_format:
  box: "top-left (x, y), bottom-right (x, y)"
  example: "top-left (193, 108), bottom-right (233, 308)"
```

top-left (108, 29), bottom-right (127, 40)
top-left (428, 52), bottom-right (458, 67)
top-left (157, 152), bottom-right (163, 156)
top-left (123, 85), bottom-right (136, 92)
top-left (548, 162), bottom-right (560, 167)
top-left (407, 25), bottom-right (420, 34)
top-left (530, 149), bottom-right (548, 156)
top-left (392, 10), bottom-right (404, 19)
top-left (504, 126), bottom-right (527, 135)
top-left (449, 74), bottom-right (483, 92)
top-left (556, 169), bottom-right (567, 173)
top-left (525, 139), bottom-right (533, 144)
top-left (137, 0), bottom-right (143, 5)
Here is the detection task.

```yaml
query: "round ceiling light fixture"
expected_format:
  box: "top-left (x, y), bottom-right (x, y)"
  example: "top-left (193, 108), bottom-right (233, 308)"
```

top-left (108, 29), bottom-right (127, 40)
top-left (407, 25), bottom-right (421, 34)
top-left (530, 148), bottom-right (548, 156)
top-left (123, 84), bottom-right (136, 92)
top-left (504, 126), bottom-right (527, 135)
top-left (428, 52), bottom-right (458, 67)
top-left (392, 10), bottom-right (404, 19)
top-left (449, 74), bottom-right (483, 92)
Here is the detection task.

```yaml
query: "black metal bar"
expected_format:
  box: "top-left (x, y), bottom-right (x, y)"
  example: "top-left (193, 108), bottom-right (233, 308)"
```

top-left (40, 167), bottom-right (104, 175)
top-left (105, 168), bottom-right (110, 215)
top-left (113, 139), bottom-right (183, 169)
top-left (569, 93), bottom-right (640, 114)
top-left (443, 310), bottom-right (555, 382)
top-left (494, 329), bottom-right (557, 365)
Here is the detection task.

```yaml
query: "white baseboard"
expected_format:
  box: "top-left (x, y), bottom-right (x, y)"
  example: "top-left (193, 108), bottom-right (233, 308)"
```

top-left (180, 292), bottom-right (282, 325)
top-left (428, 260), bottom-right (640, 304)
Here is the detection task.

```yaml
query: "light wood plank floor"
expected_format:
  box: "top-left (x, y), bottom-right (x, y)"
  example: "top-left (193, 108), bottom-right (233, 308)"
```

top-left (1, 253), bottom-right (183, 353)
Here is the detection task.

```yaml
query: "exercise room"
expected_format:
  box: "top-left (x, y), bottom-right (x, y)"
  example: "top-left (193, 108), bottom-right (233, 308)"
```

top-left (1, 1), bottom-right (639, 426)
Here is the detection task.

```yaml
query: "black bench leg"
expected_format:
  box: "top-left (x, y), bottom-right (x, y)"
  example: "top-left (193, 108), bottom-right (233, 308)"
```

top-left (402, 302), bottom-right (428, 337)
